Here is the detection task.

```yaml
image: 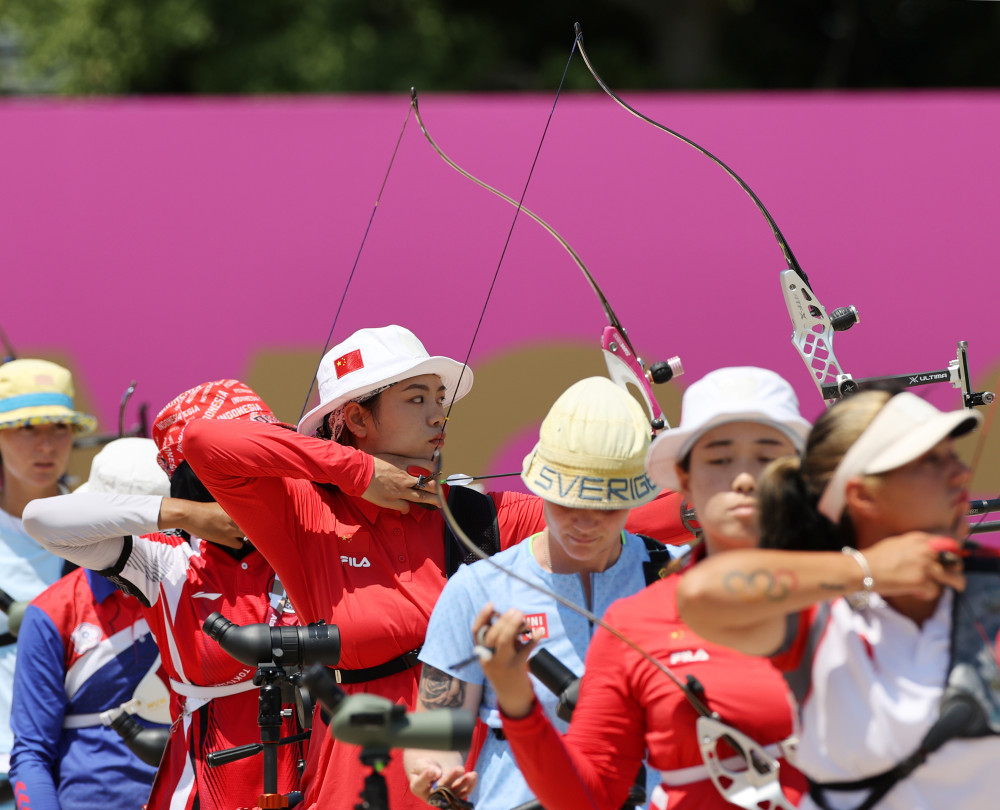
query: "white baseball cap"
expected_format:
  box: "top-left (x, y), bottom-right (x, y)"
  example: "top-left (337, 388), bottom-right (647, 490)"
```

top-left (297, 325), bottom-right (473, 437)
top-left (76, 437), bottom-right (171, 497)
top-left (521, 377), bottom-right (660, 510)
top-left (646, 367), bottom-right (811, 491)
top-left (818, 391), bottom-right (981, 522)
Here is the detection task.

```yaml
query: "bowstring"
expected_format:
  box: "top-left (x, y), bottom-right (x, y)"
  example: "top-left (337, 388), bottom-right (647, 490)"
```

top-left (426, 31), bottom-right (715, 718)
top-left (298, 101), bottom-right (415, 424)
top-left (432, 32), bottom-right (581, 453)
top-left (434, 481), bottom-right (715, 716)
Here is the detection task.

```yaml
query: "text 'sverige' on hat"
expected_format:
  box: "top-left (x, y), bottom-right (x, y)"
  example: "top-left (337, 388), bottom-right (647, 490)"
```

top-left (75, 437), bottom-right (171, 497)
top-left (297, 325), bottom-right (473, 437)
top-left (521, 377), bottom-right (660, 510)
top-left (646, 366), bottom-right (811, 492)
top-left (818, 391), bottom-right (981, 522)
top-left (153, 380), bottom-right (278, 478)
top-left (0, 359), bottom-right (96, 434)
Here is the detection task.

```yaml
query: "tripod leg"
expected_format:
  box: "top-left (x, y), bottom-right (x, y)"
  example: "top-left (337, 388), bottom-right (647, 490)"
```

top-left (355, 749), bottom-right (391, 810)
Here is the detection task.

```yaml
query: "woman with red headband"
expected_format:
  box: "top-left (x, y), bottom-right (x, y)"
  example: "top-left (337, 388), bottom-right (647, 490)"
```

top-left (24, 380), bottom-right (303, 810)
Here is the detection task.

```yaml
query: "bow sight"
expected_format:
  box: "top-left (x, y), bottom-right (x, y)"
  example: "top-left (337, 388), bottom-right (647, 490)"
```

top-left (783, 270), bottom-right (994, 409)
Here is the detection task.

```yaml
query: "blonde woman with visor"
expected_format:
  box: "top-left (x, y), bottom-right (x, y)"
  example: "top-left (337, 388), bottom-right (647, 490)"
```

top-left (677, 390), bottom-right (997, 810)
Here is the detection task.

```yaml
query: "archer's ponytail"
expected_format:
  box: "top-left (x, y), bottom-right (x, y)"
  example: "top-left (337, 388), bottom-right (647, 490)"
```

top-left (759, 389), bottom-right (894, 552)
top-left (758, 456), bottom-right (843, 552)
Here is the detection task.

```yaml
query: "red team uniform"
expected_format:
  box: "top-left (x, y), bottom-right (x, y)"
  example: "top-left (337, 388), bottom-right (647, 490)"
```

top-left (500, 576), bottom-right (805, 810)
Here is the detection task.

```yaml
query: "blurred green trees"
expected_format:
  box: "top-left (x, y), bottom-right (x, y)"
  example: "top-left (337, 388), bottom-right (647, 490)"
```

top-left (1, 0), bottom-right (998, 94)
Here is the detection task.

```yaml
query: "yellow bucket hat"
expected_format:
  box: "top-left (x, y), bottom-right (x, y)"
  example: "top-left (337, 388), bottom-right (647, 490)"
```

top-left (0, 359), bottom-right (97, 434)
top-left (521, 377), bottom-right (660, 510)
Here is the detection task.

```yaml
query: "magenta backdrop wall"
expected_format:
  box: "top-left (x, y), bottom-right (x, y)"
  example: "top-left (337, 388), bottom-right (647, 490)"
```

top-left (2, 93), bottom-right (998, 488)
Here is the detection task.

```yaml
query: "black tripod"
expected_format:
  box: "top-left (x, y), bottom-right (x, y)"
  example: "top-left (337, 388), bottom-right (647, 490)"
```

top-left (354, 746), bottom-right (392, 810)
top-left (206, 665), bottom-right (310, 809)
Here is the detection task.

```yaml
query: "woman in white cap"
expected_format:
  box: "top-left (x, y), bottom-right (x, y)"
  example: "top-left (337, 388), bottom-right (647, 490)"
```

top-left (677, 390), bottom-right (996, 810)
top-left (179, 325), bottom-right (691, 810)
top-left (403, 377), bottom-right (680, 810)
top-left (0, 359), bottom-right (96, 806)
top-left (476, 366), bottom-right (811, 810)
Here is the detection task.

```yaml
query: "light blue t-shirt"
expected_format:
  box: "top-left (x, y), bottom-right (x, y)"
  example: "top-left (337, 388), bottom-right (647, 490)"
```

top-left (0, 505), bottom-right (65, 779)
top-left (420, 531), bottom-right (676, 810)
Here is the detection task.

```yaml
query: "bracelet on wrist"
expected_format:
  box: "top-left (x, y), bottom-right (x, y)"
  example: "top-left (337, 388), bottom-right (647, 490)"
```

top-left (841, 546), bottom-right (875, 609)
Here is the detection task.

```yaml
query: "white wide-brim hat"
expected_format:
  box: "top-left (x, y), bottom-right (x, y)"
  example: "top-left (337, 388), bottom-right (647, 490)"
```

top-left (75, 437), bottom-right (171, 497)
top-left (647, 366), bottom-right (811, 491)
top-left (298, 325), bottom-right (473, 436)
top-left (818, 391), bottom-right (981, 522)
top-left (521, 377), bottom-right (661, 510)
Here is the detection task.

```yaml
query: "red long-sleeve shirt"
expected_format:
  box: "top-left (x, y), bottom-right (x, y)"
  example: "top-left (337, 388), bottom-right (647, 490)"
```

top-left (501, 575), bottom-right (806, 810)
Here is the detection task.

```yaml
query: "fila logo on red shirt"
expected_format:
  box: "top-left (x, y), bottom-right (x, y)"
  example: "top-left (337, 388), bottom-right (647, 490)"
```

top-left (669, 648), bottom-right (710, 665)
top-left (341, 555), bottom-right (371, 567)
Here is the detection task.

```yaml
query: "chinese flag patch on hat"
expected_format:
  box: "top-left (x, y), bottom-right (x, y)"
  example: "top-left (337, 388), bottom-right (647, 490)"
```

top-left (334, 349), bottom-right (364, 379)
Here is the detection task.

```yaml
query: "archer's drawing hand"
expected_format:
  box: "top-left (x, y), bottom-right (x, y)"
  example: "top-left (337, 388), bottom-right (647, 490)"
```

top-left (362, 455), bottom-right (440, 514)
top-left (158, 499), bottom-right (246, 548)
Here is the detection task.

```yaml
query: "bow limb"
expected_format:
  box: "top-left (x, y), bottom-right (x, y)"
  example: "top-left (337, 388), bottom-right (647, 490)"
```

top-left (573, 23), bottom-right (863, 405)
top-left (410, 89), bottom-right (677, 429)
top-left (573, 23), bottom-right (800, 276)
top-left (298, 101), bottom-right (414, 423)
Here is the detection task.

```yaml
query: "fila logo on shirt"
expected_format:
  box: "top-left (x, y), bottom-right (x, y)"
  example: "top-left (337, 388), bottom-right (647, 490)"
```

top-left (341, 555), bottom-right (371, 567)
top-left (668, 648), bottom-right (710, 665)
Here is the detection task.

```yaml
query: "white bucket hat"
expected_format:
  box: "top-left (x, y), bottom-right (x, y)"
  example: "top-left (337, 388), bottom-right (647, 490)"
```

top-left (75, 437), bottom-right (171, 497)
top-left (646, 367), bottom-right (811, 491)
top-left (521, 377), bottom-right (660, 510)
top-left (297, 325), bottom-right (473, 437)
top-left (818, 391), bottom-right (981, 522)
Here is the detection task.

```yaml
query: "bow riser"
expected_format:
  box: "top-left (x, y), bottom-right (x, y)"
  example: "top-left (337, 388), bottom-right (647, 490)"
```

top-left (781, 269), bottom-right (854, 404)
top-left (603, 325), bottom-right (671, 431)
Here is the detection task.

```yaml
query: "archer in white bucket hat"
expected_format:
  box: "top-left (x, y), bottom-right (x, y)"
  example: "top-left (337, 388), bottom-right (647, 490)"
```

top-left (298, 325), bottom-right (473, 438)
top-left (646, 366), bottom-right (811, 492)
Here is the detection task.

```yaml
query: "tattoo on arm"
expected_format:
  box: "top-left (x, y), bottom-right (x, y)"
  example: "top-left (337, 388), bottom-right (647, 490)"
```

top-left (722, 568), bottom-right (799, 602)
top-left (419, 665), bottom-right (467, 709)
